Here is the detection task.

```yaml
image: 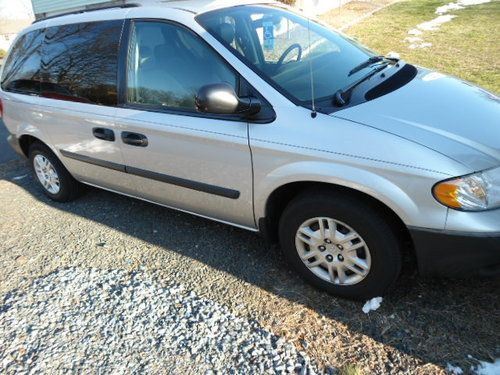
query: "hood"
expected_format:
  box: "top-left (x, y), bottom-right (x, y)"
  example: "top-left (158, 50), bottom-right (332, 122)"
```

top-left (333, 68), bottom-right (500, 172)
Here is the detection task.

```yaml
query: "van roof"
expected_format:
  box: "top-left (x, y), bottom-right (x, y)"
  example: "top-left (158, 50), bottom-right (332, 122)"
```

top-left (34, 0), bottom-right (280, 22)
top-left (152, 0), bottom-right (279, 14)
top-left (27, 0), bottom-right (281, 31)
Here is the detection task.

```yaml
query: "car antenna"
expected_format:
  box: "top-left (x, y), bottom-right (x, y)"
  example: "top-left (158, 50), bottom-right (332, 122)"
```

top-left (307, 16), bottom-right (317, 119)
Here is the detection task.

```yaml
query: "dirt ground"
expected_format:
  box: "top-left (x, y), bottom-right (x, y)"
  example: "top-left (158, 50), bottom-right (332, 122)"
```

top-left (1, 157), bottom-right (499, 374)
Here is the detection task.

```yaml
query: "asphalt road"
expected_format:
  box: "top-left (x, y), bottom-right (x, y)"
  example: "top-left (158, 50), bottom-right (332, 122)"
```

top-left (0, 119), bottom-right (19, 163)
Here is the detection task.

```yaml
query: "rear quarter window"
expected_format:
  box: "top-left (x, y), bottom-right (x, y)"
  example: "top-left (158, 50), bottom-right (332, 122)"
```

top-left (1, 29), bottom-right (44, 95)
top-left (41, 20), bottom-right (123, 106)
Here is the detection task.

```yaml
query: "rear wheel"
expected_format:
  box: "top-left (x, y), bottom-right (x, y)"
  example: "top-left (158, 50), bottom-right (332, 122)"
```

top-left (29, 142), bottom-right (85, 202)
top-left (279, 190), bottom-right (402, 300)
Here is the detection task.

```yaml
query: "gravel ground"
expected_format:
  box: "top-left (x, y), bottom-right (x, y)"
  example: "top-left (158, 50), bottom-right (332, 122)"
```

top-left (1, 267), bottom-right (319, 374)
top-left (1, 158), bottom-right (499, 374)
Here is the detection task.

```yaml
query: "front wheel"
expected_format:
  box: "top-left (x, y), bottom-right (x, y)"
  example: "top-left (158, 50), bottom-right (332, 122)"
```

top-left (279, 190), bottom-right (402, 300)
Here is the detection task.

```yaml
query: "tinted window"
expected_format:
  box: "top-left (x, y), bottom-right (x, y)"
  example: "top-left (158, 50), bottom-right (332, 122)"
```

top-left (127, 21), bottom-right (237, 110)
top-left (41, 21), bottom-right (123, 105)
top-left (1, 29), bottom-right (44, 94)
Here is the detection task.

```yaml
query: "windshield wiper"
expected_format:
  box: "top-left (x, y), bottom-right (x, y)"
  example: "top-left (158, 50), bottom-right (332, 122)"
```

top-left (348, 55), bottom-right (399, 77)
top-left (334, 63), bottom-right (392, 107)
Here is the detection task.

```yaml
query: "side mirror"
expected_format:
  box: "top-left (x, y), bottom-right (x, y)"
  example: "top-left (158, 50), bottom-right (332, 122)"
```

top-left (195, 83), bottom-right (261, 116)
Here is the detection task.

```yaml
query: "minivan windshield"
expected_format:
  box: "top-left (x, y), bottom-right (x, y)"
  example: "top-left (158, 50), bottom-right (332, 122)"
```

top-left (197, 5), bottom-right (378, 104)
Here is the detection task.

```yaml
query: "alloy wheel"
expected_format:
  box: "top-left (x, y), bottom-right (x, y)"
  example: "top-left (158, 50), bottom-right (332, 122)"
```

top-left (33, 154), bottom-right (60, 194)
top-left (295, 217), bottom-right (371, 285)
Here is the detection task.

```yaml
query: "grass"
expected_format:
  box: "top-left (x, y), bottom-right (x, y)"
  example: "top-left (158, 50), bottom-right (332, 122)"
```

top-left (339, 364), bottom-right (365, 375)
top-left (323, 0), bottom-right (500, 94)
top-left (320, 0), bottom-right (397, 30)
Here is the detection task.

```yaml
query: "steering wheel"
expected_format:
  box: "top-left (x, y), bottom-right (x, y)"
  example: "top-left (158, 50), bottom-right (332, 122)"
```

top-left (276, 43), bottom-right (303, 68)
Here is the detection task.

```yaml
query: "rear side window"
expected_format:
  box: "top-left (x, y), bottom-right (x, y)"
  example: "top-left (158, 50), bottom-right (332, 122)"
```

top-left (41, 21), bottom-right (123, 106)
top-left (1, 29), bottom-right (44, 95)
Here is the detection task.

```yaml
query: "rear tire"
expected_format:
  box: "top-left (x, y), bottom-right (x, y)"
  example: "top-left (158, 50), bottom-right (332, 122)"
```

top-left (29, 142), bottom-right (85, 202)
top-left (279, 190), bottom-right (402, 300)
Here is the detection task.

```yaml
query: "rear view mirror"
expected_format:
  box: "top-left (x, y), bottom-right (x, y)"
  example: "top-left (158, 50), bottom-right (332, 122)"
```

top-left (195, 83), bottom-right (261, 116)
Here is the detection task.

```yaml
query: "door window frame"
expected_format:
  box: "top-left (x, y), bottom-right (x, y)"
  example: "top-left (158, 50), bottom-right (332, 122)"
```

top-left (117, 18), bottom-right (275, 124)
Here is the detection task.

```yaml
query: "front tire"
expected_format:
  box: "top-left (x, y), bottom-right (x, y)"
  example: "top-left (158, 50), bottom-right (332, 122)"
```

top-left (29, 142), bottom-right (85, 202)
top-left (279, 190), bottom-right (402, 300)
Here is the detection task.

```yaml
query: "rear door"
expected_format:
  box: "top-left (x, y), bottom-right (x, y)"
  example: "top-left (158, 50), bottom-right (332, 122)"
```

top-left (35, 20), bottom-right (133, 194)
top-left (114, 20), bottom-right (255, 228)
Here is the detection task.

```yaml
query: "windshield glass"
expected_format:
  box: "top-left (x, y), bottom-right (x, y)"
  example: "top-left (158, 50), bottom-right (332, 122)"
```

top-left (197, 5), bottom-right (375, 103)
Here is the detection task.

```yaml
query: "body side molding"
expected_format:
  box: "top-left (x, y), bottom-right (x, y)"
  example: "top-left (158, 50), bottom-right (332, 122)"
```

top-left (59, 149), bottom-right (240, 199)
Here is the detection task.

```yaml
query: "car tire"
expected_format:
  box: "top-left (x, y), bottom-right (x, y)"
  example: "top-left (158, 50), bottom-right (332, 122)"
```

top-left (29, 142), bottom-right (85, 202)
top-left (279, 190), bottom-right (402, 300)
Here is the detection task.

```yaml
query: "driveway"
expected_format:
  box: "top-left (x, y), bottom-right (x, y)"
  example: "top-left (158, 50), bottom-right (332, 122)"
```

top-left (0, 147), bottom-right (498, 374)
top-left (0, 119), bottom-right (18, 163)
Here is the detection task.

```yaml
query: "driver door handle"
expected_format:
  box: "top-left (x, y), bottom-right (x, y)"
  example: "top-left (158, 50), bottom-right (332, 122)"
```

top-left (121, 131), bottom-right (148, 147)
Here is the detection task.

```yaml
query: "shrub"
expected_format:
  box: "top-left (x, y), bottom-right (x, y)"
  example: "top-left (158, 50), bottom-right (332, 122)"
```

top-left (0, 49), bottom-right (6, 59)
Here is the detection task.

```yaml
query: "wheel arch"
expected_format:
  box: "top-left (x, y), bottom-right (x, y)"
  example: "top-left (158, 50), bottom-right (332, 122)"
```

top-left (258, 181), bottom-right (414, 256)
top-left (19, 134), bottom-right (44, 158)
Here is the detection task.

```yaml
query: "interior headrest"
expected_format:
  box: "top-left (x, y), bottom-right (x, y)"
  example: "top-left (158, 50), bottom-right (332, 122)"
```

top-left (216, 23), bottom-right (235, 45)
top-left (139, 46), bottom-right (151, 58)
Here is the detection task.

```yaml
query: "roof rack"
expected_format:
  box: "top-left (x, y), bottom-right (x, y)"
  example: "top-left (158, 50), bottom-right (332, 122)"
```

top-left (33, 3), bottom-right (141, 24)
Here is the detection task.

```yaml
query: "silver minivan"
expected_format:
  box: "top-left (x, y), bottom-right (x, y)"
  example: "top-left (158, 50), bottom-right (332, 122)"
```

top-left (1, 0), bottom-right (499, 299)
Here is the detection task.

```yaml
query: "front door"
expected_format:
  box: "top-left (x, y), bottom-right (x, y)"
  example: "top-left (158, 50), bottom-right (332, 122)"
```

top-left (114, 20), bottom-right (255, 228)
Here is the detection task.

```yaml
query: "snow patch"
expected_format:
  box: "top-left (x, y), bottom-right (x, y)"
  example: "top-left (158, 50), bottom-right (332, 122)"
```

top-left (473, 359), bottom-right (500, 375)
top-left (417, 15), bottom-right (456, 31)
top-left (436, 0), bottom-right (490, 14)
top-left (446, 363), bottom-right (463, 374)
top-left (11, 174), bottom-right (28, 181)
top-left (409, 42), bottom-right (433, 49)
top-left (436, 3), bottom-right (464, 14)
top-left (404, 0), bottom-right (490, 50)
top-left (408, 28), bottom-right (423, 35)
top-left (386, 51), bottom-right (400, 59)
top-left (405, 36), bottom-right (423, 43)
top-left (362, 297), bottom-right (383, 314)
top-left (458, 0), bottom-right (490, 6)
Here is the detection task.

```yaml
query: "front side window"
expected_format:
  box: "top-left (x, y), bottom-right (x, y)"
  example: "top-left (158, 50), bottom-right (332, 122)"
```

top-left (41, 21), bottom-right (123, 105)
top-left (126, 21), bottom-right (237, 111)
top-left (198, 5), bottom-right (375, 103)
top-left (1, 29), bottom-right (44, 95)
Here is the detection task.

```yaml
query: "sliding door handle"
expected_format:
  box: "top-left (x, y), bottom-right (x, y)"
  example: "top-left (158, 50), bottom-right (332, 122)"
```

top-left (121, 131), bottom-right (148, 147)
top-left (92, 127), bottom-right (115, 141)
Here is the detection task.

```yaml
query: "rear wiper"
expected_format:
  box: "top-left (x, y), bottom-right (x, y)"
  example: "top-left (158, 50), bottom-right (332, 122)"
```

top-left (334, 63), bottom-right (391, 107)
top-left (348, 55), bottom-right (399, 77)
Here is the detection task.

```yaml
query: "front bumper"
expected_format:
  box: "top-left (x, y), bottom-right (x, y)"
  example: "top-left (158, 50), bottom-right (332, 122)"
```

top-left (410, 228), bottom-right (500, 277)
top-left (7, 133), bottom-right (25, 157)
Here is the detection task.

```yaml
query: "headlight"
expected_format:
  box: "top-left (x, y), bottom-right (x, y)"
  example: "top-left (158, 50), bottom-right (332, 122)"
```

top-left (433, 167), bottom-right (500, 211)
